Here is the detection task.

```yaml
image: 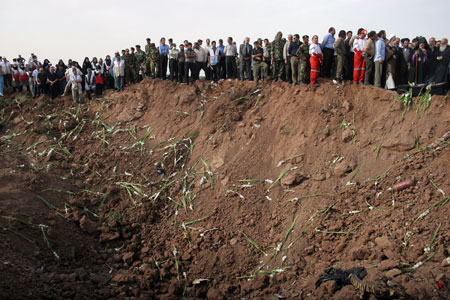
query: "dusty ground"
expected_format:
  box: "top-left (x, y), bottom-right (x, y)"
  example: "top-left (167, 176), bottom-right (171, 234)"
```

top-left (0, 78), bottom-right (449, 299)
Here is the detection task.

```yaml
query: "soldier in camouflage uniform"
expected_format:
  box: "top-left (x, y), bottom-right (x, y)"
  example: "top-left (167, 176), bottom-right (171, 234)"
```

top-left (145, 51), bottom-right (150, 76)
top-left (147, 43), bottom-right (160, 78)
top-left (271, 31), bottom-right (286, 81)
top-left (296, 35), bottom-right (310, 85)
top-left (130, 47), bottom-right (138, 83)
top-left (134, 45), bottom-right (146, 82)
top-left (123, 49), bottom-right (134, 85)
top-left (145, 38), bottom-right (151, 76)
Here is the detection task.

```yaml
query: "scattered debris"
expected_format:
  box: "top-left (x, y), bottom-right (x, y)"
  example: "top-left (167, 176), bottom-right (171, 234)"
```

top-left (393, 177), bottom-right (416, 192)
top-left (315, 267), bottom-right (367, 288)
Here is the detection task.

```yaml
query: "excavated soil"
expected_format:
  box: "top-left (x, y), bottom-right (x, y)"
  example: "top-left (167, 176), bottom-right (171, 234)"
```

top-left (0, 78), bottom-right (449, 299)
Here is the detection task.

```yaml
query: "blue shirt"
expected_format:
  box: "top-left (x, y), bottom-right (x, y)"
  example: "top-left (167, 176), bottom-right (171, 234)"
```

top-left (159, 44), bottom-right (169, 55)
top-left (321, 33), bottom-right (335, 49)
top-left (374, 38), bottom-right (386, 62)
top-left (217, 45), bottom-right (225, 56)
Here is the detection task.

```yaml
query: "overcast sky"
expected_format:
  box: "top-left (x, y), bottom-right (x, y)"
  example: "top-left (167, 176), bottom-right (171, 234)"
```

top-left (1, 0), bottom-right (449, 64)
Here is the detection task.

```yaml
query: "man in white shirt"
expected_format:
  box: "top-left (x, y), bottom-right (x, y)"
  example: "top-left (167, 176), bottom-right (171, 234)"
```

top-left (224, 37), bottom-right (238, 79)
top-left (1, 57), bottom-right (12, 88)
top-left (204, 39), bottom-right (212, 80)
top-left (28, 53), bottom-right (35, 64)
top-left (205, 39), bottom-right (212, 51)
top-left (283, 34), bottom-right (293, 83)
top-left (70, 68), bottom-right (83, 103)
top-left (63, 65), bottom-right (82, 96)
top-left (113, 55), bottom-right (125, 91)
top-left (196, 40), bottom-right (208, 80)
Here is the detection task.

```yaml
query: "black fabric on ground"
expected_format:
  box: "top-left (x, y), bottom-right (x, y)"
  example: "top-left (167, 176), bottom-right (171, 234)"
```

top-left (315, 267), bottom-right (367, 288)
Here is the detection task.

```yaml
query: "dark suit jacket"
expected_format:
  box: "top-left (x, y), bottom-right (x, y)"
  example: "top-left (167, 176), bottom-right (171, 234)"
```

top-left (398, 47), bottom-right (411, 74)
top-left (239, 43), bottom-right (253, 59)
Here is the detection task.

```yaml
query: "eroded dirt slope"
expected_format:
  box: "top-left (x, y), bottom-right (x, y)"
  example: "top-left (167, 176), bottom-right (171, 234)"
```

top-left (0, 79), bottom-right (449, 299)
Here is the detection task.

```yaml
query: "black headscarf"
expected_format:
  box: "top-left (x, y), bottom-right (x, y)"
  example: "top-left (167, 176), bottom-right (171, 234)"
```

top-left (82, 57), bottom-right (92, 74)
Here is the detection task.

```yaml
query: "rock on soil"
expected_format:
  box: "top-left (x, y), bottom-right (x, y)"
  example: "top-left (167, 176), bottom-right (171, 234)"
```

top-left (281, 172), bottom-right (306, 186)
top-left (79, 216), bottom-right (98, 234)
top-left (385, 268), bottom-right (402, 278)
top-left (334, 159), bottom-right (356, 177)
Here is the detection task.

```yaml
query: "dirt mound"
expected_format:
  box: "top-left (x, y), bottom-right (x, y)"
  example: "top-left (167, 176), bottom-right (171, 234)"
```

top-left (0, 78), bottom-right (449, 299)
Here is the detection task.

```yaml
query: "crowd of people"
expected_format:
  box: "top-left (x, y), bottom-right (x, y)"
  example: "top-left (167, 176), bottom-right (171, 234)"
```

top-left (0, 28), bottom-right (449, 101)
